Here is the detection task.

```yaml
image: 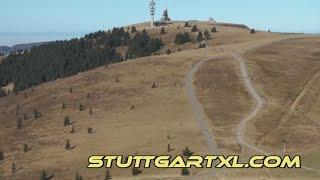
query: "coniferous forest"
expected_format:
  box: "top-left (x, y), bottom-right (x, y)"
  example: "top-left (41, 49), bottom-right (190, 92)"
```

top-left (0, 27), bottom-right (163, 92)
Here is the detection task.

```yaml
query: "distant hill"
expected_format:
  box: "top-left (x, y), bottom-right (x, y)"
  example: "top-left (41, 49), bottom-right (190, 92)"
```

top-left (0, 42), bottom-right (47, 54)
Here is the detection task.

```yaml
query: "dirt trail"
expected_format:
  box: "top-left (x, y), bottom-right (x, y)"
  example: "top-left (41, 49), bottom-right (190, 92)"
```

top-left (231, 53), bottom-right (320, 175)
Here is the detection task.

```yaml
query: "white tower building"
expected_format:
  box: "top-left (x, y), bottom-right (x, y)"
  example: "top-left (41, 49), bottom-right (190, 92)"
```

top-left (149, 0), bottom-right (156, 27)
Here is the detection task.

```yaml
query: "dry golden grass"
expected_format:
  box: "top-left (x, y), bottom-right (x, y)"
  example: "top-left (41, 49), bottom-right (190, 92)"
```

top-left (243, 37), bottom-right (320, 175)
top-left (194, 56), bottom-right (254, 154)
top-left (0, 21), bottom-right (311, 179)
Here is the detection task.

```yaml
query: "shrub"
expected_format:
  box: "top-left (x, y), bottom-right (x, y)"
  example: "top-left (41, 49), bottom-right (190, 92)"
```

top-left (105, 170), bottom-right (112, 180)
top-left (250, 29), bottom-right (256, 34)
top-left (0, 151), bottom-right (4, 161)
top-left (191, 25), bottom-right (198, 32)
top-left (24, 114), bottom-right (28, 120)
top-left (175, 32), bottom-right (191, 45)
top-left (182, 147), bottom-right (193, 157)
top-left (181, 168), bottom-right (190, 176)
top-left (197, 32), bottom-right (203, 42)
top-left (160, 27), bottom-right (166, 34)
top-left (184, 22), bottom-right (190, 27)
top-left (69, 87), bottom-right (73, 93)
top-left (89, 107), bottom-right (93, 115)
top-left (64, 116), bottom-right (71, 126)
top-left (132, 167), bottom-right (142, 176)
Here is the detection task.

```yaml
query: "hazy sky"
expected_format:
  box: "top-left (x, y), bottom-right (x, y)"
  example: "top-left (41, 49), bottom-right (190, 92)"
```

top-left (1, 0), bottom-right (320, 46)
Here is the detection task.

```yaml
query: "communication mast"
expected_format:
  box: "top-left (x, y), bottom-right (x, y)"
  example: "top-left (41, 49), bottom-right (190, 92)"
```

top-left (149, 0), bottom-right (156, 27)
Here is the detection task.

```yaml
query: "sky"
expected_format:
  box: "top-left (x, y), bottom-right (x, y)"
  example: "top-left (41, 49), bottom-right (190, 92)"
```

top-left (1, 0), bottom-right (320, 46)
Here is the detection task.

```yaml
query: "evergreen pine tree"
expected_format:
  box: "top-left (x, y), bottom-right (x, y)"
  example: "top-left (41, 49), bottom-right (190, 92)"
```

top-left (11, 162), bottom-right (16, 173)
top-left (197, 32), bottom-right (203, 42)
top-left (182, 147), bottom-right (193, 157)
top-left (0, 151), bottom-right (4, 161)
top-left (181, 168), bottom-right (190, 176)
top-left (191, 25), bottom-right (198, 32)
top-left (211, 26), bottom-right (217, 33)
top-left (23, 144), bottom-right (29, 152)
top-left (132, 167), bottom-right (142, 176)
top-left (204, 30), bottom-right (211, 39)
top-left (70, 125), bottom-right (75, 134)
top-left (64, 116), bottom-right (71, 126)
top-left (40, 170), bottom-right (47, 180)
top-left (17, 118), bottom-right (23, 129)
top-left (160, 27), bottom-right (166, 34)
top-left (75, 172), bottom-right (83, 180)
top-left (131, 26), bottom-right (137, 33)
top-left (65, 139), bottom-right (71, 150)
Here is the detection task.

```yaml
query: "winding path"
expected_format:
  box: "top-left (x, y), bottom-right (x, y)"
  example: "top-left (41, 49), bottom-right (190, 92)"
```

top-left (185, 37), bottom-right (320, 178)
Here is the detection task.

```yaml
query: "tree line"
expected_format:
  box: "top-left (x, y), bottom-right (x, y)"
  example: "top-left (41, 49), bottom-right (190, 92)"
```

top-left (0, 27), bottom-right (163, 92)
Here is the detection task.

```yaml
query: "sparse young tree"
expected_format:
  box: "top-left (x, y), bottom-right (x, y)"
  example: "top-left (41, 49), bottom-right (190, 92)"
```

top-left (65, 139), bottom-right (71, 150)
top-left (160, 27), bottom-right (166, 34)
top-left (62, 103), bottom-right (67, 109)
top-left (184, 22), bottom-right (189, 27)
top-left (33, 109), bottom-right (40, 119)
top-left (131, 26), bottom-right (137, 33)
top-left (167, 144), bottom-right (171, 152)
top-left (75, 172), bottom-right (83, 180)
top-left (70, 125), bottom-right (75, 134)
top-left (79, 104), bottom-right (85, 111)
top-left (250, 29), bottom-right (256, 34)
top-left (211, 26), bottom-right (217, 33)
top-left (204, 30), bottom-right (211, 39)
top-left (197, 32), bottom-right (203, 42)
top-left (69, 87), bottom-right (73, 93)
top-left (181, 168), bottom-right (190, 176)
top-left (16, 104), bottom-right (20, 115)
top-left (40, 170), bottom-right (47, 180)
top-left (11, 162), bottom-right (16, 173)
top-left (0, 151), bottom-right (4, 161)
top-left (166, 49), bottom-right (172, 55)
top-left (182, 147), bottom-right (193, 157)
top-left (23, 114), bottom-right (28, 120)
top-left (88, 127), bottom-right (94, 134)
top-left (132, 167), bottom-right (142, 176)
top-left (105, 170), bottom-right (112, 180)
top-left (86, 93), bottom-right (90, 99)
top-left (191, 25), bottom-right (198, 32)
top-left (17, 118), bottom-right (23, 129)
top-left (64, 116), bottom-right (71, 126)
top-left (23, 144), bottom-right (30, 152)
top-left (152, 83), bottom-right (158, 89)
top-left (89, 107), bottom-right (93, 115)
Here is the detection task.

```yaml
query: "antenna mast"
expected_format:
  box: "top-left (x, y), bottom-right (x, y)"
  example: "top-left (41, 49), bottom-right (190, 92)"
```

top-left (149, 0), bottom-right (156, 27)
